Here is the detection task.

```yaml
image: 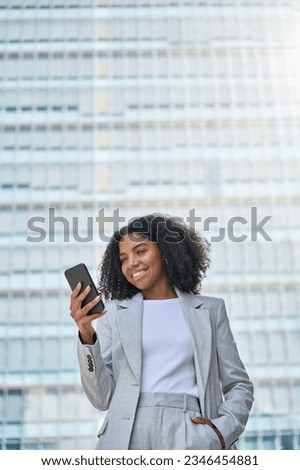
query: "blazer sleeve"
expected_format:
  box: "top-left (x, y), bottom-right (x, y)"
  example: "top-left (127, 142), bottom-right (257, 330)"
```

top-left (77, 302), bottom-right (115, 411)
top-left (210, 299), bottom-right (254, 448)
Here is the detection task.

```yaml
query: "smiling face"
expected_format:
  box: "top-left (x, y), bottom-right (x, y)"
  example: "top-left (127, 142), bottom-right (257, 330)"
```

top-left (119, 232), bottom-right (177, 300)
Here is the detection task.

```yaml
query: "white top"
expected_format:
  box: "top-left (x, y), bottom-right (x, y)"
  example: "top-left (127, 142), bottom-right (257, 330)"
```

top-left (141, 297), bottom-right (198, 397)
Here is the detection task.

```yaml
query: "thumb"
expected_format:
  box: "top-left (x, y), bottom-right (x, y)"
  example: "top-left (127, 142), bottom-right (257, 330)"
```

top-left (191, 416), bottom-right (210, 425)
top-left (191, 416), bottom-right (203, 424)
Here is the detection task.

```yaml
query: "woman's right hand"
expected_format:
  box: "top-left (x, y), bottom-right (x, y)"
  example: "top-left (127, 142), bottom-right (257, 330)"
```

top-left (69, 282), bottom-right (106, 345)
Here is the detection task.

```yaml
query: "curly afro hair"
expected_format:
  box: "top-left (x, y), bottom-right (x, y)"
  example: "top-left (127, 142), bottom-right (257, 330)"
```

top-left (97, 213), bottom-right (210, 301)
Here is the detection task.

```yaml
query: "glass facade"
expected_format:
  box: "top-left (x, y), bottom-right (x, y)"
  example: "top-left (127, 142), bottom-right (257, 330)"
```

top-left (0, 0), bottom-right (300, 450)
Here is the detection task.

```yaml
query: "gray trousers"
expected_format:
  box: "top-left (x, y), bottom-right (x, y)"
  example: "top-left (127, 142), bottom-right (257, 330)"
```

top-left (129, 392), bottom-right (222, 450)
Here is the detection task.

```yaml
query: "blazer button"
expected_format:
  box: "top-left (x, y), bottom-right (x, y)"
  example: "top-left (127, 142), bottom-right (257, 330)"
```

top-left (87, 355), bottom-right (94, 372)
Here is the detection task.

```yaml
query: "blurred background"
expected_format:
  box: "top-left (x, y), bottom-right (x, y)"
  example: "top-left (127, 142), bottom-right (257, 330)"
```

top-left (0, 0), bottom-right (300, 450)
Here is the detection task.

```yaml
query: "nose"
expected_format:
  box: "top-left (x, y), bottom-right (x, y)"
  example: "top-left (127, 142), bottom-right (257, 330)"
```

top-left (128, 254), bottom-right (139, 268)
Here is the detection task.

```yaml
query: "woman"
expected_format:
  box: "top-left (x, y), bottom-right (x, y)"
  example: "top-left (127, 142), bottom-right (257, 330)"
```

top-left (70, 213), bottom-right (254, 450)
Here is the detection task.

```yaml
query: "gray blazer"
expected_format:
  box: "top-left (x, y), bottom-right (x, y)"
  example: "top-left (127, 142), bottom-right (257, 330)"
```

top-left (77, 287), bottom-right (254, 450)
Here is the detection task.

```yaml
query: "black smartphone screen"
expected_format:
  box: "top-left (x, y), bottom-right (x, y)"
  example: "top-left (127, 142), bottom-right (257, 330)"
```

top-left (64, 263), bottom-right (105, 315)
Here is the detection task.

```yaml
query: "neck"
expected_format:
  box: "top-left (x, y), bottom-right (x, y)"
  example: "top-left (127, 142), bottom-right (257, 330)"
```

top-left (142, 283), bottom-right (177, 300)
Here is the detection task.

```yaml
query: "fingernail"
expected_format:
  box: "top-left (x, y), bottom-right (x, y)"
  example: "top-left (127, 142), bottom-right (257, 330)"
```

top-left (85, 285), bottom-right (91, 291)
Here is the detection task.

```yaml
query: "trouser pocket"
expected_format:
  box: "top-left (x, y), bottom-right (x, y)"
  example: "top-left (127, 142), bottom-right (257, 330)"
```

top-left (185, 411), bottom-right (221, 450)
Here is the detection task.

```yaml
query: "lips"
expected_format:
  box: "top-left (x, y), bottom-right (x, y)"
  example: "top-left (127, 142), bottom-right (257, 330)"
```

top-left (131, 269), bottom-right (148, 281)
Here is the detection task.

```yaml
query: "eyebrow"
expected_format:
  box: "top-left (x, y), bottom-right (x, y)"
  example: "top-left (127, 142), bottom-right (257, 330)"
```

top-left (119, 242), bottom-right (148, 258)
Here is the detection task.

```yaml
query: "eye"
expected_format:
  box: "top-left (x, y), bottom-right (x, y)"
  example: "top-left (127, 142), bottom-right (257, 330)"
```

top-left (137, 249), bottom-right (146, 255)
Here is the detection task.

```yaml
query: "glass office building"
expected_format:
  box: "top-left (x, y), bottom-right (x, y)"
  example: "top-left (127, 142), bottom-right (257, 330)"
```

top-left (0, 0), bottom-right (299, 450)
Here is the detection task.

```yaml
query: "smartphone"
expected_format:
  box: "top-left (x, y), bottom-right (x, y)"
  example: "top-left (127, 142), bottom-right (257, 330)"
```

top-left (64, 263), bottom-right (105, 315)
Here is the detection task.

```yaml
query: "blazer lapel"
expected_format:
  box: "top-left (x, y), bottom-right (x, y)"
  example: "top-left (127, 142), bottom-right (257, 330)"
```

top-left (116, 292), bottom-right (144, 382)
top-left (114, 287), bottom-right (213, 406)
top-left (174, 287), bottom-right (212, 407)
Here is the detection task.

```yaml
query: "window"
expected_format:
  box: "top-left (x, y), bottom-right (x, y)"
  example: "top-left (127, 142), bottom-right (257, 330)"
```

top-left (0, 208), bottom-right (13, 234)
top-left (288, 331), bottom-right (300, 363)
top-left (262, 434), bottom-right (276, 450)
top-left (273, 383), bottom-right (290, 413)
top-left (270, 331), bottom-right (286, 364)
top-left (255, 383), bottom-right (273, 414)
top-left (0, 340), bottom-right (6, 373)
top-left (253, 331), bottom-right (268, 364)
top-left (25, 339), bottom-right (41, 371)
top-left (8, 340), bottom-right (24, 371)
top-left (43, 339), bottom-right (59, 370)
top-left (281, 434), bottom-right (294, 450)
